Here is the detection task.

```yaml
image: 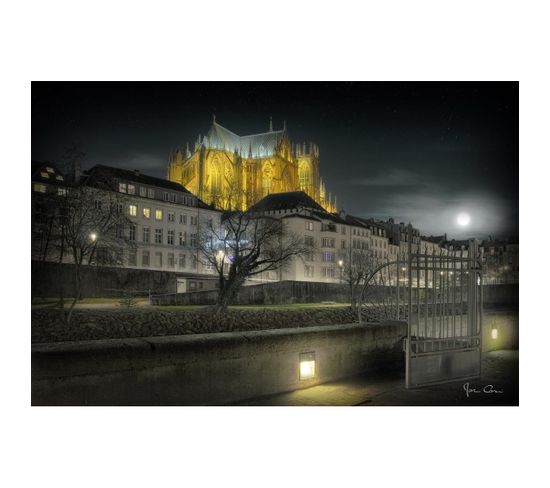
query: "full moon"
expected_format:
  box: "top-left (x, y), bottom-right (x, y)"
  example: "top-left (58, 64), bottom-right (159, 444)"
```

top-left (457, 213), bottom-right (471, 227)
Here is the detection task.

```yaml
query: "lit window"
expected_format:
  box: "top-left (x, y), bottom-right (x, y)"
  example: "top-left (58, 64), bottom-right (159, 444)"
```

top-left (40, 172), bottom-right (49, 179)
top-left (129, 205), bottom-right (137, 216)
top-left (46, 166), bottom-right (54, 173)
top-left (155, 209), bottom-right (163, 221)
top-left (57, 187), bottom-right (67, 196)
top-left (119, 183), bottom-right (127, 193)
top-left (299, 352), bottom-right (315, 380)
top-left (322, 252), bottom-right (335, 262)
top-left (143, 207), bottom-right (150, 219)
top-left (127, 184), bottom-right (135, 195)
top-left (56, 175), bottom-right (64, 181)
top-left (33, 183), bottom-right (47, 193)
top-left (305, 221), bottom-right (313, 231)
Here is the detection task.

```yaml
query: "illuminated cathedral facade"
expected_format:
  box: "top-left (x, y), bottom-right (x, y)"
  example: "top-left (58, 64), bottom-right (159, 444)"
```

top-left (166, 117), bottom-right (337, 212)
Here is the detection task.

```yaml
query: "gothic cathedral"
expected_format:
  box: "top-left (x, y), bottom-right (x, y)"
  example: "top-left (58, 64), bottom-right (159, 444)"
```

top-left (166, 117), bottom-right (337, 212)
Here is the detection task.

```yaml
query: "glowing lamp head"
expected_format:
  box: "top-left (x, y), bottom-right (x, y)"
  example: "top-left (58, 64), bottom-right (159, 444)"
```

top-left (491, 328), bottom-right (498, 340)
top-left (90, 233), bottom-right (97, 242)
top-left (299, 352), bottom-right (315, 380)
top-left (457, 213), bottom-right (471, 227)
top-left (338, 259), bottom-right (343, 267)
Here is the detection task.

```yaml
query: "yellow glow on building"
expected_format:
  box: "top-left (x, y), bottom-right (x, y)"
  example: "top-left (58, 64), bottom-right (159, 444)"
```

top-left (167, 119), bottom-right (337, 212)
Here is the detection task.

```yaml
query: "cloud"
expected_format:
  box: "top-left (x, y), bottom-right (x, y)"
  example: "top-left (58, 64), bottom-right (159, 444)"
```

top-left (345, 168), bottom-right (423, 187)
top-left (104, 152), bottom-right (165, 172)
top-left (361, 190), bottom-right (514, 239)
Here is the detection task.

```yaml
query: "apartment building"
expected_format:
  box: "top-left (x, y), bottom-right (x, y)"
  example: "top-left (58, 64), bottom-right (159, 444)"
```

top-left (32, 163), bottom-right (222, 292)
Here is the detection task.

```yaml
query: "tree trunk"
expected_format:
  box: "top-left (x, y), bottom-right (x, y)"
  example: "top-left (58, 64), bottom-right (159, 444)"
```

top-left (213, 274), bottom-right (245, 314)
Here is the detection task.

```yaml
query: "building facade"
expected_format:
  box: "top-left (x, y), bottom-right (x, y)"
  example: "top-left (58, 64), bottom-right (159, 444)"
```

top-left (32, 163), bottom-right (223, 292)
top-left (166, 117), bottom-right (337, 213)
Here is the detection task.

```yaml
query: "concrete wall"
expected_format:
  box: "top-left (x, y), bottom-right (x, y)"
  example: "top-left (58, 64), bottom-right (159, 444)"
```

top-left (32, 261), bottom-right (216, 298)
top-left (482, 310), bottom-right (519, 352)
top-left (32, 321), bottom-right (407, 406)
top-left (152, 281), bottom-right (519, 308)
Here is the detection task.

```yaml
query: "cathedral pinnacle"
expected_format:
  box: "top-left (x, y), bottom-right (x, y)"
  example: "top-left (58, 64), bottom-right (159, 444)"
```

top-left (269, 116), bottom-right (273, 132)
top-left (213, 114), bottom-right (216, 124)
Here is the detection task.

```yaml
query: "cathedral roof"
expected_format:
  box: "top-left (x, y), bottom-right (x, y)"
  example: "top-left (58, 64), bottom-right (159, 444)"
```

top-left (204, 122), bottom-right (285, 158)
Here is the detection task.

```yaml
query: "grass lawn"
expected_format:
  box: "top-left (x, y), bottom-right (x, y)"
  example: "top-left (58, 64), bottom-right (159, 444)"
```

top-left (32, 297), bottom-right (351, 312)
top-left (154, 302), bottom-right (352, 312)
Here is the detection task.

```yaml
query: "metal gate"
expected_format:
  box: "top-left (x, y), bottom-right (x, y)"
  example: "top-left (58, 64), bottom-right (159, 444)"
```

top-left (405, 237), bottom-right (484, 388)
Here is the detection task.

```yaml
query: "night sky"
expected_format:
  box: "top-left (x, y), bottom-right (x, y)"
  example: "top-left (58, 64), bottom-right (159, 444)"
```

top-left (32, 82), bottom-right (518, 240)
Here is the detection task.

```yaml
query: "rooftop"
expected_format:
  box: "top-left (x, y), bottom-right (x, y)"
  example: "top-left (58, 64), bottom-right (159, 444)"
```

top-left (84, 165), bottom-right (192, 193)
top-left (248, 191), bottom-right (326, 213)
top-left (204, 121), bottom-right (286, 158)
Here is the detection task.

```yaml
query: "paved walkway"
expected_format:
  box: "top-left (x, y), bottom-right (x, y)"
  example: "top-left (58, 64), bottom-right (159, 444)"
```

top-left (236, 350), bottom-right (518, 406)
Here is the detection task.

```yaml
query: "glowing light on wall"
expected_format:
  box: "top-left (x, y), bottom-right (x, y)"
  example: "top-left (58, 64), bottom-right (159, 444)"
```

top-left (491, 328), bottom-right (498, 340)
top-left (299, 352), bottom-right (316, 380)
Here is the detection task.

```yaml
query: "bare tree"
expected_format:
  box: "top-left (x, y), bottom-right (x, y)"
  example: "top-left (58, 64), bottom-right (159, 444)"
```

top-left (50, 180), bottom-right (136, 324)
top-left (339, 245), bottom-right (395, 323)
top-left (198, 210), bottom-right (309, 314)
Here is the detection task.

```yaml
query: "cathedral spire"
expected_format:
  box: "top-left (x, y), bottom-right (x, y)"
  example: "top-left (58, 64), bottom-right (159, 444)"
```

top-left (283, 120), bottom-right (287, 131)
top-left (269, 116), bottom-right (273, 132)
top-left (213, 114), bottom-right (216, 124)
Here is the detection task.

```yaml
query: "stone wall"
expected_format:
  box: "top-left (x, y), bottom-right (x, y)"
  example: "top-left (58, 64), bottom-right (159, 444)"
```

top-left (32, 261), bottom-right (179, 298)
top-left (32, 321), bottom-right (407, 406)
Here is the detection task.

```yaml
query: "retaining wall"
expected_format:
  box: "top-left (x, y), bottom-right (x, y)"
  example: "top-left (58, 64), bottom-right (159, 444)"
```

top-left (152, 281), bottom-right (519, 307)
top-left (32, 321), bottom-right (407, 406)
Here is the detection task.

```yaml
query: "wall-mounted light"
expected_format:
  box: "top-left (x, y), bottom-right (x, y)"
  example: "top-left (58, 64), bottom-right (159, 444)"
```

top-left (299, 352), bottom-right (315, 380)
top-left (491, 328), bottom-right (498, 340)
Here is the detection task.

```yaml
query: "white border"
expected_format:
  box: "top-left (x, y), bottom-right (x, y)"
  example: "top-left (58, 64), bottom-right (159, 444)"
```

top-left (3, 0), bottom-right (548, 487)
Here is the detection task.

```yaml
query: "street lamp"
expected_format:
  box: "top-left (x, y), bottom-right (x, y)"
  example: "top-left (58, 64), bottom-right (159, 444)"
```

top-left (338, 259), bottom-right (344, 282)
top-left (90, 232), bottom-right (97, 242)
